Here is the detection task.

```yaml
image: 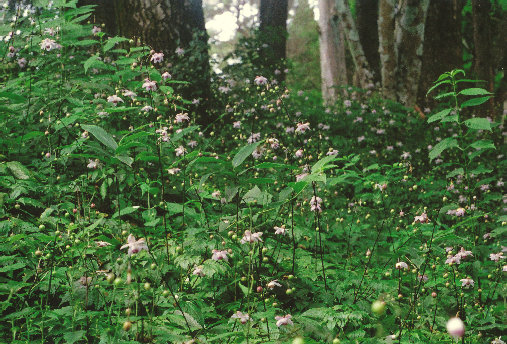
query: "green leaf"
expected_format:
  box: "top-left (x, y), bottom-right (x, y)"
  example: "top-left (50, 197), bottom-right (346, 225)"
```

top-left (100, 180), bottom-right (107, 200)
top-left (112, 206), bottom-right (140, 218)
top-left (446, 168), bottom-right (464, 179)
top-left (64, 330), bottom-right (85, 344)
top-left (103, 36), bottom-right (129, 52)
top-left (232, 141), bottom-right (261, 168)
top-left (429, 138), bottom-right (458, 161)
top-left (0, 262), bottom-right (26, 272)
top-left (461, 96), bottom-right (491, 108)
top-left (470, 140), bottom-right (495, 150)
top-left (6, 161), bottom-right (31, 180)
top-left (81, 124), bottom-right (118, 150)
top-left (83, 55), bottom-right (107, 74)
top-left (458, 88), bottom-right (492, 96)
top-left (427, 108), bottom-right (452, 124)
top-left (464, 118), bottom-right (492, 131)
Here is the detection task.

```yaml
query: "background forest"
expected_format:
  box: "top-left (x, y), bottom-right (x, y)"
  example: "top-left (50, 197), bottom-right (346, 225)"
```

top-left (0, 0), bottom-right (505, 343)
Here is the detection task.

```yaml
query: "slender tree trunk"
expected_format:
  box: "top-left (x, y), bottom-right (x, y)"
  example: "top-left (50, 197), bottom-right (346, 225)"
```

top-left (418, 0), bottom-right (463, 110)
top-left (356, 0), bottom-right (380, 83)
top-left (259, 0), bottom-right (289, 78)
top-left (319, 0), bottom-right (347, 102)
top-left (472, 0), bottom-right (495, 116)
top-left (378, 0), bottom-right (397, 100)
top-left (335, 0), bottom-right (374, 89)
top-left (395, 0), bottom-right (430, 107)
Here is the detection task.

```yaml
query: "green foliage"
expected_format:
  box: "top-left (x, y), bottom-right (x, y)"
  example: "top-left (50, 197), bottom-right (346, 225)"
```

top-left (0, 3), bottom-right (505, 344)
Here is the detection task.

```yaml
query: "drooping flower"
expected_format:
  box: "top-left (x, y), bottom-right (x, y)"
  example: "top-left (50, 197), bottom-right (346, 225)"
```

top-left (150, 52), bottom-right (164, 63)
top-left (175, 47), bottom-right (185, 56)
top-left (175, 146), bottom-right (186, 157)
top-left (395, 261), bottom-right (408, 270)
top-left (175, 113), bottom-right (189, 123)
top-left (240, 230), bottom-right (263, 244)
top-left (310, 196), bottom-right (322, 213)
top-left (413, 213), bottom-right (430, 224)
top-left (87, 159), bottom-right (101, 169)
top-left (490, 252), bottom-right (504, 262)
top-left (92, 26), bottom-right (101, 35)
top-left (107, 95), bottom-right (123, 106)
top-left (120, 234), bottom-right (148, 256)
top-left (247, 132), bottom-right (261, 143)
top-left (122, 90), bottom-right (137, 99)
top-left (274, 225), bottom-right (287, 235)
top-left (193, 265), bottom-right (205, 277)
top-left (254, 76), bottom-right (268, 85)
top-left (231, 311), bottom-right (251, 324)
top-left (233, 121), bottom-right (241, 129)
top-left (40, 38), bottom-right (57, 51)
top-left (142, 79), bottom-right (157, 91)
top-left (162, 72), bottom-right (172, 80)
top-left (267, 280), bottom-right (282, 289)
top-left (295, 122), bottom-right (310, 134)
top-left (460, 277), bottom-right (474, 288)
top-left (96, 241), bottom-right (111, 247)
top-left (212, 249), bottom-right (228, 262)
top-left (275, 314), bottom-right (293, 327)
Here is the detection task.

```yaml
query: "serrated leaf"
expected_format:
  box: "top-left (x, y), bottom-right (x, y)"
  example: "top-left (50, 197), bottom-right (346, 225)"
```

top-left (429, 138), bottom-right (458, 161)
top-left (103, 36), bottom-right (129, 52)
top-left (112, 206), bottom-right (140, 218)
top-left (458, 88), bottom-right (492, 96)
top-left (427, 108), bottom-right (452, 123)
top-left (232, 141), bottom-right (261, 168)
top-left (6, 161), bottom-right (31, 180)
top-left (464, 118), bottom-right (492, 131)
top-left (446, 168), bottom-right (464, 179)
top-left (81, 124), bottom-right (118, 150)
top-left (470, 140), bottom-right (495, 150)
top-left (461, 96), bottom-right (491, 108)
top-left (64, 330), bottom-right (85, 344)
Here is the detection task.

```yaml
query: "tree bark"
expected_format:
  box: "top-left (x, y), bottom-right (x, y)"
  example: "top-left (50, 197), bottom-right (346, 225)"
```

top-left (259, 0), bottom-right (289, 61)
top-left (335, 0), bottom-right (374, 89)
top-left (395, 0), bottom-right (430, 107)
top-left (472, 0), bottom-right (495, 116)
top-left (318, 0), bottom-right (347, 102)
top-left (418, 0), bottom-right (463, 109)
top-left (378, 0), bottom-right (397, 100)
top-left (356, 0), bottom-right (380, 83)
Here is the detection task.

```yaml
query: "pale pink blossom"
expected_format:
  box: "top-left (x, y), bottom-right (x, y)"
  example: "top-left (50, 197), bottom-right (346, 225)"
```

top-left (150, 52), bottom-right (164, 63)
top-left (175, 113), bottom-right (190, 123)
top-left (193, 266), bottom-right (205, 277)
top-left (295, 149), bottom-right (304, 158)
top-left (233, 121), bottom-right (241, 128)
top-left (212, 249), bottom-right (228, 262)
top-left (460, 277), bottom-right (474, 288)
top-left (274, 225), bottom-right (287, 235)
top-left (413, 213), bottom-right (430, 224)
top-left (40, 38), bottom-right (57, 51)
top-left (247, 132), bottom-right (261, 143)
top-left (490, 252), bottom-right (504, 262)
top-left (142, 79), bottom-right (157, 91)
top-left (175, 47), bottom-right (185, 56)
top-left (122, 90), bottom-right (137, 99)
top-left (96, 241), bottom-right (111, 247)
top-left (162, 72), bottom-right (172, 80)
top-left (395, 261), bottom-right (408, 270)
top-left (275, 314), bottom-right (293, 327)
top-left (107, 95), bottom-right (123, 106)
top-left (231, 311), bottom-right (251, 324)
top-left (240, 230), bottom-right (263, 244)
top-left (254, 76), bottom-right (268, 85)
top-left (92, 26), bottom-right (101, 35)
top-left (447, 317), bottom-right (465, 338)
top-left (295, 122), bottom-right (310, 134)
top-left (120, 234), bottom-right (148, 256)
top-left (310, 196), bottom-right (322, 213)
top-left (267, 280), bottom-right (282, 289)
top-left (175, 146), bottom-right (186, 157)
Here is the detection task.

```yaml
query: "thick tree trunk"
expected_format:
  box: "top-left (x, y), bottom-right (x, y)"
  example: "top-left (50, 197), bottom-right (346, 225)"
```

top-left (472, 0), bottom-right (495, 116)
top-left (335, 0), bottom-right (374, 89)
top-left (418, 0), bottom-right (463, 109)
top-left (259, 0), bottom-right (289, 62)
top-left (318, 0), bottom-right (347, 102)
top-left (395, 0), bottom-right (430, 107)
top-left (378, 0), bottom-right (397, 100)
top-left (356, 0), bottom-right (380, 83)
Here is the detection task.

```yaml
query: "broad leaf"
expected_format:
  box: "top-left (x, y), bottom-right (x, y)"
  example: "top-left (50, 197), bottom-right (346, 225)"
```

top-left (427, 108), bottom-right (452, 124)
top-left (232, 141), bottom-right (261, 168)
top-left (81, 124), bottom-right (118, 150)
top-left (429, 138), bottom-right (458, 161)
top-left (464, 118), bottom-right (492, 131)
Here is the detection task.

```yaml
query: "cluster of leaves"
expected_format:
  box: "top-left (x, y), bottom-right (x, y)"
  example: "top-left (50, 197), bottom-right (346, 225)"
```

top-left (0, 1), bottom-right (505, 344)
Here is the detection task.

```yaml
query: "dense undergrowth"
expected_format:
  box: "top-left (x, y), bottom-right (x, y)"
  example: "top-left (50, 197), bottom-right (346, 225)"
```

top-left (0, 1), bottom-right (505, 344)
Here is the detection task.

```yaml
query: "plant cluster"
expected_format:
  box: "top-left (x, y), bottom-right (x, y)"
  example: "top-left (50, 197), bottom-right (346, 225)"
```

top-left (0, 1), bottom-right (505, 344)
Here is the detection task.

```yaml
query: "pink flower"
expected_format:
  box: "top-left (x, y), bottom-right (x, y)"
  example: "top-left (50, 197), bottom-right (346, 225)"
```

top-left (310, 196), bottom-right (322, 213)
top-left (96, 241), bottom-right (111, 247)
top-left (413, 213), bottom-right (430, 224)
top-left (187, 140), bottom-right (197, 148)
top-left (460, 277), bottom-right (474, 288)
top-left (120, 234), bottom-right (148, 256)
top-left (254, 76), bottom-right (268, 85)
top-left (162, 72), bottom-right (172, 80)
top-left (274, 225), bottom-right (287, 235)
top-left (142, 79), bottom-right (157, 91)
top-left (107, 95), bottom-right (123, 106)
top-left (150, 52), bottom-right (164, 63)
top-left (296, 173), bottom-right (308, 182)
top-left (295, 149), bottom-right (304, 158)
top-left (87, 159), bottom-right (101, 169)
top-left (175, 146), bottom-right (186, 157)
top-left (490, 252), bottom-right (504, 262)
top-left (193, 265), bottom-right (205, 277)
top-left (275, 314), bottom-right (293, 327)
top-left (247, 132), bottom-right (261, 143)
top-left (141, 105), bottom-right (153, 112)
top-left (231, 311), bottom-right (251, 324)
top-left (326, 149), bottom-right (338, 156)
top-left (212, 249), bottom-right (228, 262)
top-left (267, 280), bottom-right (282, 289)
top-left (455, 247), bottom-right (473, 260)
top-left (40, 38), bottom-right (57, 51)
top-left (167, 167), bottom-right (181, 175)
top-left (17, 57), bottom-right (27, 68)
top-left (122, 90), bottom-right (137, 99)
top-left (175, 113), bottom-right (189, 123)
top-left (395, 261), bottom-right (408, 270)
top-left (401, 152), bottom-right (411, 160)
top-left (240, 230), bottom-right (263, 244)
top-left (295, 122), bottom-right (310, 134)
top-left (233, 121), bottom-right (241, 129)
top-left (175, 47), bottom-right (185, 56)
top-left (92, 26), bottom-right (101, 35)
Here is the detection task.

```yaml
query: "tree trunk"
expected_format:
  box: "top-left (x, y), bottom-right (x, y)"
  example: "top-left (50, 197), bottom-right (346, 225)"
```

top-left (418, 0), bottom-right (463, 110)
top-left (356, 0), bottom-right (380, 83)
top-left (472, 0), bottom-right (495, 116)
top-left (378, 0), bottom-right (397, 100)
top-left (335, 0), bottom-right (374, 89)
top-left (259, 0), bottom-right (289, 62)
top-left (319, 0), bottom-right (347, 102)
top-left (395, 0), bottom-right (430, 107)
